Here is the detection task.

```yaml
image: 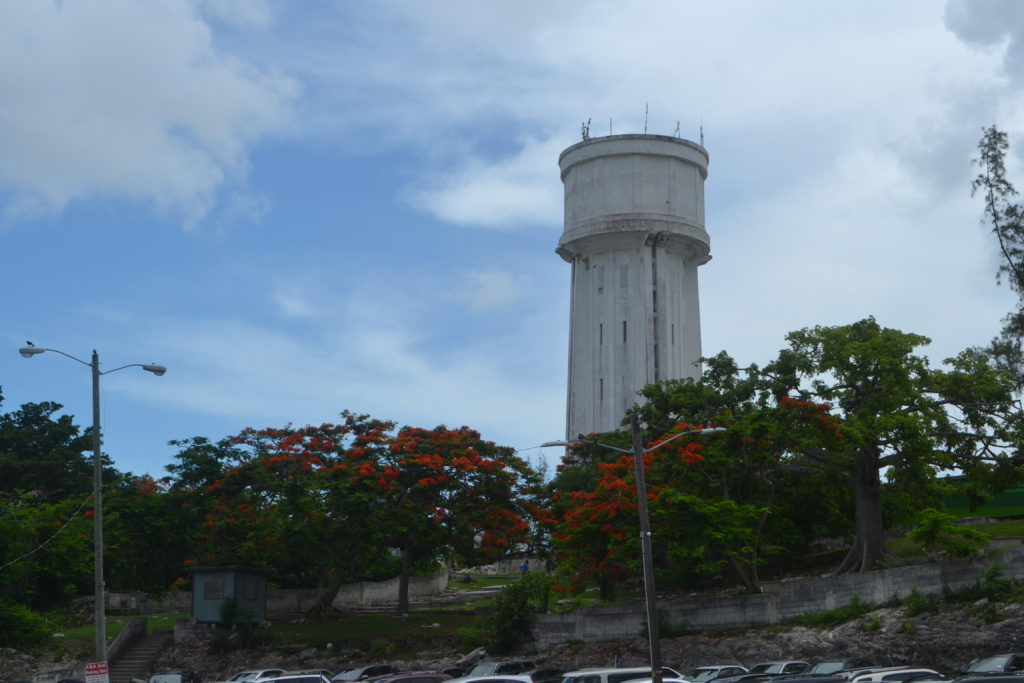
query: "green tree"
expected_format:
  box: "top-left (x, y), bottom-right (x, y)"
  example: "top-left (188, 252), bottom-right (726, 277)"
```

top-left (775, 318), bottom-right (1021, 572)
top-left (0, 493), bottom-right (92, 608)
top-left (0, 395), bottom-right (93, 501)
top-left (973, 125), bottom-right (1024, 388)
top-left (627, 318), bottom-right (1022, 578)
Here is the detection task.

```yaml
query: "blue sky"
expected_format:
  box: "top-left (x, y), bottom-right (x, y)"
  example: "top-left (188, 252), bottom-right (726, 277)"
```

top-left (2, 0), bottom-right (1023, 478)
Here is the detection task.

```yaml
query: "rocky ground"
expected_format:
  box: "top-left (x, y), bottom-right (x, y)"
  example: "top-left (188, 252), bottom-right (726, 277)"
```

top-left (155, 599), bottom-right (1024, 680)
top-left (7, 597), bottom-right (1023, 682)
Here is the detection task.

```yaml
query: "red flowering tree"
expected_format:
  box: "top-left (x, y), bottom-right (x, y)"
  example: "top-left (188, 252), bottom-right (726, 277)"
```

top-left (344, 422), bottom-right (538, 614)
top-left (183, 412), bottom-right (540, 614)
top-left (551, 401), bottom-right (842, 595)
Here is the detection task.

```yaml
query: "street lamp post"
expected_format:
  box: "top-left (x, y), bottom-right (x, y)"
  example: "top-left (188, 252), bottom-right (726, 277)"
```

top-left (19, 343), bottom-right (165, 662)
top-left (543, 416), bottom-right (725, 683)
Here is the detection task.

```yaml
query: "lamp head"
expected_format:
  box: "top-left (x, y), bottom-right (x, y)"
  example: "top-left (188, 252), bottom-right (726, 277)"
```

top-left (142, 363), bottom-right (167, 376)
top-left (19, 344), bottom-right (45, 358)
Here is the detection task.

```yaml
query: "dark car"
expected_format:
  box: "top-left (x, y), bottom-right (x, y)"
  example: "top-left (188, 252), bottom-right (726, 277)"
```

top-left (523, 669), bottom-right (564, 683)
top-left (963, 657), bottom-right (1024, 675)
top-left (368, 673), bottom-right (452, 683)
top-left (747, 664), bottom-right (810, 677)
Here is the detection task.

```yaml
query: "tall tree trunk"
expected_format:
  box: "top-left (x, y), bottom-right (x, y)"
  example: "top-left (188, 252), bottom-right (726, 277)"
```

top-left (834, 450), bottom-right (889, 574)
top-left (306, 565), bottom-right (347, 615)
top-left (398, 545), bottom-right (413, 616)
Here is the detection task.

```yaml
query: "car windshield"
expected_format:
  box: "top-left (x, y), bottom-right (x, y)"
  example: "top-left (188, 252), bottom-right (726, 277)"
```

top-left (469, 666), bottom-right (497, 677)
top-left (685, 671), bottom-right (720, 682)
top-left (334, 672), bottom-right (362, 682)
top-left (150, 675), bottom-right (187, 683)
top-left (808, 664), bottom-right (843, 675)
top-left (748, 666), bottom-right (775, 675)
top-left (967, 657), bottom-right (1011, 673)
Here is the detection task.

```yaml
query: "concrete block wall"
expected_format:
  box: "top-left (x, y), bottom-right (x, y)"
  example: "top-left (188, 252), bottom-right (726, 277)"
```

top-left (106, 591), bottom-right (190, 614)
top-left (332, 571), bottom-right (449, 607)
top-left (532, 546), bottom-right (1024, 648)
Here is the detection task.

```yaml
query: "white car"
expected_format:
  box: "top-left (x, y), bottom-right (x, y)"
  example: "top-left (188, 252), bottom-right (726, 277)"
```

top-left (849, 669), bottom-right (940, 683)
top-left (561, 668), bottom-right (684, 683)
top-left (210, 671), bottom-right (287, 683)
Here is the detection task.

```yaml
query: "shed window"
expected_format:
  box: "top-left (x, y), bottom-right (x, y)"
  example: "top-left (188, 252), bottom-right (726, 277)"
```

top-left (243, 575), bottom-right (260, 600)
top-left (203, 572), bottom-right (225, 599)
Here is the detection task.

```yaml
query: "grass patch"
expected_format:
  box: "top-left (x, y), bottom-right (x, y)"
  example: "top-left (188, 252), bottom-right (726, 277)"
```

top-left (785, 594), bottom-right (873, 628)
top-left (450, 573), bottom-right (518, 590)
top-left (269, 611), bottom-right (477, 657)
top-left (59, 612), bottom-right (190, 653)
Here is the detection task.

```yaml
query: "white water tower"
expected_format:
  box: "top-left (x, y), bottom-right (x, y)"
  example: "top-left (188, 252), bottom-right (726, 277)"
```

top-left (557, 134), bottom-right (711, 438)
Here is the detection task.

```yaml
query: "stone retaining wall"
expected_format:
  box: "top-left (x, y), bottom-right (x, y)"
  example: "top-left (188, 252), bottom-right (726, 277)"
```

top-left (531, 545), bottom-right (1024, 648)
top-left (107, 571), bottom-right (451, 617)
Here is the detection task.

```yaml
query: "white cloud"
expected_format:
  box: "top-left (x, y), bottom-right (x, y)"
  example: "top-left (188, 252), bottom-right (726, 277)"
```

top-left (0, 0), bottom-right (297, 225)
top-left (408, 136), bottom-right (564, 229)
top-left (197, 0), bottom-right (273, 31)
top-left (458, 269), bottom-right (524, 312)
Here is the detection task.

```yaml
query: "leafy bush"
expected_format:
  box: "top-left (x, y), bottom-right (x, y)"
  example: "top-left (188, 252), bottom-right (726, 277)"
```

top-left (0, 600), bottom-right (52, 650)
top-left (218, 596), bottom-right (266, 648)
top-left (520, 571), bottom-right (552, 613)
top-left (907, 508), bottom-right (990, 558)
top-left (479, 575), bottom-right (541, 653)
top-left (980, 564), bottom-right (1014, 602)
top-left (903, 588), bottom-right (937, 617)
top-left (787, 594), bottom-right (873, 628)
top-left (859, 614), bottom-right (881, 632)
top-left (370, 638), bottom-right (396, 657)
top-left (978, 602), bottom-right (1000, 624)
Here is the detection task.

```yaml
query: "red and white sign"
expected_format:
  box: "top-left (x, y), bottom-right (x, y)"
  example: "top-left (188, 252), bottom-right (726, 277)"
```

top-left (85, 661), bottom-right (110, 683)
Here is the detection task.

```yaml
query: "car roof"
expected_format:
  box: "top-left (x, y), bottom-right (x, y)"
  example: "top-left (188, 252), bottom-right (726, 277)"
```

top-left (448, 676), bottom-right (535, 683)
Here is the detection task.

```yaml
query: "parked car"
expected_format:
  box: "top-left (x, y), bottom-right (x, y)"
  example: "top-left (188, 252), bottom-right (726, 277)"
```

top-left (747, 664), bottom-right (811, 677)
top-left (523, 669), bottom-right (564, 683)
top-left (683, 667), bottom-right (748, 682)
top-left (334, 668), bottom-right (402, 683)
top-left (149, 672), bottom-right (201, 683)
top-left (466, 662), bottom-right (538, 677)
top-left (712, 673), bottom-right (785, 683)
top-left (212, 672), bottom-right (286, 683)
top-left (803, 662), bottom-right (875, 677)
top-left (260, 674), bottom-right (331, 683)
top-left (963, 656), bottom-right (1024, 675)
top-left (850, 669), bottom-right (941, 683)
top-left (561, 667), bottom-right (684, 683)
top-left (367, 673), bottom-right (452, 683)
top-left (447, 675), bottom-right (535, 683)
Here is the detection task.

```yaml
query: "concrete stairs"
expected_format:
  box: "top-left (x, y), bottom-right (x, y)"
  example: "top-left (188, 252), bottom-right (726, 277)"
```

top-left (108, 631), bottom-right (171, 683)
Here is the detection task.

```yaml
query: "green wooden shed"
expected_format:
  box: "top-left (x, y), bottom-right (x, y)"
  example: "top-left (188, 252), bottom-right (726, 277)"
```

top-left (186, 565), bottom-right (270, 624)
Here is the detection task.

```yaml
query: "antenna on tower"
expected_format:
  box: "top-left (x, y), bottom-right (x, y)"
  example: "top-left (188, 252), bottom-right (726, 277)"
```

top-left (700, 115), bottom-right (704, 146)
top-left (581, 118), bottom-right (591, 142)
top-left (644, 103), bottom-right (649, 134)
top-left (674, 121), bottom-right (680, 137)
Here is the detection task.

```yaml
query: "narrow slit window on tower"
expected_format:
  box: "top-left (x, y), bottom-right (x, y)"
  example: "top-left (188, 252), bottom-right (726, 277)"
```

top-left (599, 377), bottom-right (604, 401)
top-left (599, 323), bottom-right (603, 345)
top-left (672, 323), bottom-right (676, 345)
top-left (622, 320), bottom-right (627, 343)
